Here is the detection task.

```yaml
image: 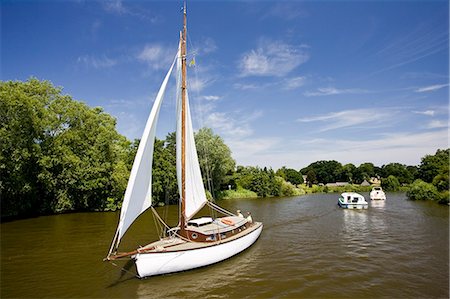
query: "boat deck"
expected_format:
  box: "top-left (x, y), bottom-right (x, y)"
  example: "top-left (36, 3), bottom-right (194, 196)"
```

top-left (138, 221), bottom-right (262, 253)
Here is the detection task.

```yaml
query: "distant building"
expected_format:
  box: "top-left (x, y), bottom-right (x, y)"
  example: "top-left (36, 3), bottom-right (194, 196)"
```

top-left (360, 180), bottom-right (370, 186)
top-left (369, 177), bottom-right (381, 185)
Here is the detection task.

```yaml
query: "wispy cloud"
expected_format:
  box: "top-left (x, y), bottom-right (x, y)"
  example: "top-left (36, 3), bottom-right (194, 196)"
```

top-left (239, 38), bottom-right (309, 77)
top-left (261, 2), bottom-right (307, 20)
top-left (426, 120), bottom-right (448, 129)
top-left (283, 76), bottom-right (307, 90)
top-left (303, 87), bottom-right (368, 97)
top-left (413, 110), bottom-right (435, 116)
top-left (371, 21), bottom-right (448, 76)
top-left (414, 83), bottom-right (449, 93)
top-left (286, 129), bottom-right (448, 168)
top-left (202, 95), bottom-right (221, 101)
top-left (297, 108), bottom-right (394, 132)
top-left (101, 0), bottom-right (159, 22)
top-left (205, 110), bottom-right (263, 139)
top-left (103, 0), bottom-right (127, 14)
top-left (137, 44), bottom-right (175, 70)
top-left (77, 54), bottom-right (117, 69)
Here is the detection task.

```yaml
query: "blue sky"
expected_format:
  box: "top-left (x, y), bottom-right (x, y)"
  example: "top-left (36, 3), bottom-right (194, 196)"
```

top-left (2, 0), bottom-right (449, 169)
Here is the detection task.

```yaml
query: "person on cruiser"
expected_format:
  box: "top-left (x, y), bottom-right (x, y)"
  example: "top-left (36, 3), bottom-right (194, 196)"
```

top-left (246, 212), bottom-right (253, 223)
top-left (237, 210), bottom-right (244, 217)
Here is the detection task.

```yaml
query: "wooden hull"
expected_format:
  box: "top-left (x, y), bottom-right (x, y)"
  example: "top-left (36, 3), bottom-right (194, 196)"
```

top-left (134, 222), bottom-right (263, 278)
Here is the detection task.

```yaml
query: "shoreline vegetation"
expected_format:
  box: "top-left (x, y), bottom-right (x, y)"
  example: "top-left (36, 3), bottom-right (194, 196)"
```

top-left (1, 79), bottom-right (449, 220)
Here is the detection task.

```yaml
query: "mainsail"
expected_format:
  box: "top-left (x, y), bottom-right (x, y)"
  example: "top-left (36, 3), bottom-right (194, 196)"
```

top-left (112, 52), bottom-right (178, 247)
top-left (176, 49), bottom-right (208, 220)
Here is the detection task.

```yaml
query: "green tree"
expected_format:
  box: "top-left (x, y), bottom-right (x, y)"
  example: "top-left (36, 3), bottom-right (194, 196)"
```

top-left (381, 175), bottom-right (400, 191)
top-left (306, 169), bottom-right (317, 187)
top-left (418, 149), bottom-right (449, 183)
top-left (0, 79), bottom-right (51, 215)
top-left (151, 137), bottom-right (178, 205)
top-left (301, 160), bottom-right (342, 184)
top-left (195, 128), bottom-right (235, 196)
top-left (278, 167), bottom-right (303, 185)
top-left (382, 163), bottom-right (414, 184)
top-left (0, 79), bottom-right (132, 216)
top-left (340, 163), bottom-right (357, 183)
top-left (406, 179), bottom-right (439, 201)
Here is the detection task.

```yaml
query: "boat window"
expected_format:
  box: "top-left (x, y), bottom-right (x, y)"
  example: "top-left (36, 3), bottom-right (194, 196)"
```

top-left (191, 233), bottom-right (198, 239)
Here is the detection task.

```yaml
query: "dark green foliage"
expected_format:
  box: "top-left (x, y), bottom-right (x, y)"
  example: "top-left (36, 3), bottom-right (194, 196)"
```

top-left (0, 79), bottom-right (131, 216)
top-left (151, 138), bottom-right (178, 205)
top-left (418, 149), bottom-right (449, 183)
top-left (381, 163), bottom-right (413, 184)
top-left (301, 160), bottom-right (343, 184)
top-left (406, 180), bottom-right (439, 201)
top-left (406, 149), bottom-right (449, 204)
top-left (306, 169), bottom-right (317, 187)
top-left (195, 128), bottom-right (236, 197)
top-left (276, 166), bottom-right (303, 185)
top-left (381, 175), bottom-right (400, 191)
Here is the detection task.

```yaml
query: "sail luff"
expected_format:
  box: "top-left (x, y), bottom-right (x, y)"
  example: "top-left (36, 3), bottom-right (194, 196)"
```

top-left (109, 53), bottom-right (178, 252)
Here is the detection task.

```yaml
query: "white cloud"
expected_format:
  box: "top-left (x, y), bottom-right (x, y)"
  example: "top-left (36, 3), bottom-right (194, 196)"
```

top-left (290, 130), bottom-right (448, 168)
top-left (414, 83), bottom-right (449, 93)
top-left (205, 110), bottom-right (262, 139)
top-left (413, 110), bottom-right (435, 116)
top-left (202, 95), bottom-right (221, 101)
top-left (283, 76), bottom-right (307, 90)
top-left (77, 54), bottom-right (117, 69)
top-left (239, 39), bottom-right (309, 77)
top-left (426, 120), bottom-right (448, 129)
top-left (103, 0), bottom-right (127, 14)
top-left (137, 44), bottom-right (174, 70)
top-left (303, 87), bottom-right (368, 97)
top-left (233, 83), bottom-right (259, 90)
top-left (297, 108), bottom-right (394, 132)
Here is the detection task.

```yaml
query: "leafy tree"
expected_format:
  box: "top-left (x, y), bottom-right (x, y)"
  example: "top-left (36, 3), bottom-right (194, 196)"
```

top-left (382, 163), bottom-right (414, 184)
top-left (277, 167), bottom-right (303, 185)
top-left (195, 128), bottom-right (235, 196)
top-left (306, 169), bottom-right (317, 187)
top-left (406, 179), bottom-right (439, 201)
top-left (1, 79), bottom-right (132, 216)
top-left (151, 138), bottom-right (178, 205)
top-left (301, 160), bottom-right (342, 184)
top-left (0, 78), bottom-right (51, 215)
top-left (340, 163), bottom-right (357, 183)
top-left (418, 149), bottom-right (449, 183)
top-left (381, 175), bottom-right (400, 191)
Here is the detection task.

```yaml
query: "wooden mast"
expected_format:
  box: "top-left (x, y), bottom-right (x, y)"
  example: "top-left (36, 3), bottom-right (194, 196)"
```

top-left (180, 1), bottom-right (187, 236)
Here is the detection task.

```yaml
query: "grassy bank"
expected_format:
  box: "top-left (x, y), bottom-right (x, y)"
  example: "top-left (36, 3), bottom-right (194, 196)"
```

top-left (219, 184), bottom-right (401, 200)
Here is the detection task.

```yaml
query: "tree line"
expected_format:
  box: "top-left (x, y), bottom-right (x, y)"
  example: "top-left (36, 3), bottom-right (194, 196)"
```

top-left (1, 79), bottom-right (448, 219)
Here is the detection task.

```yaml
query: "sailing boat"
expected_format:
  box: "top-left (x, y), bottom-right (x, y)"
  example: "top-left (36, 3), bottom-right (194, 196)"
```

top-left (105, 4), bottom-right (263, 278)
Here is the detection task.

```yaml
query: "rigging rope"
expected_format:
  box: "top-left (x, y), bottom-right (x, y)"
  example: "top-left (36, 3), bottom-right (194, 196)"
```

top-left (186, 30), bottom-right (217, 208)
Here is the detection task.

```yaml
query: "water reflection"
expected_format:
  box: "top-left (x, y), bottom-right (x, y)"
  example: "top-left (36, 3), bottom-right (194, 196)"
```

top-left (370, 199), bottom-right (386, 209)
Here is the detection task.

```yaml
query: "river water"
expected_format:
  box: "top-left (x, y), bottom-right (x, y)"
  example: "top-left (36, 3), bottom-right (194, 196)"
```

top-left (1, 193), bottom-right (448, 298)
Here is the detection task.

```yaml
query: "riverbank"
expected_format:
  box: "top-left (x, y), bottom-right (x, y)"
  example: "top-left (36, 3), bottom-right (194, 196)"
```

top-left (219, 184), bottom-right (408, 200)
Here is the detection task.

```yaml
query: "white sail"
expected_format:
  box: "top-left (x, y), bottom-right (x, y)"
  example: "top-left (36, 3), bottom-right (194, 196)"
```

top-left (176, 53), bottom-right (208, 220)
top-left (114, 53), bottom-right (178, 245)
